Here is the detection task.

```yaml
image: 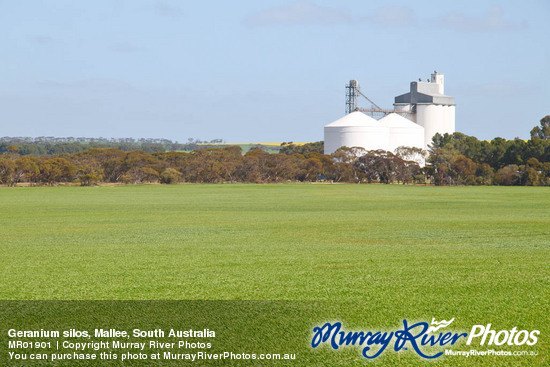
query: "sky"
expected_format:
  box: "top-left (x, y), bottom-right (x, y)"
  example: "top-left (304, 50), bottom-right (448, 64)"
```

top-left (0, 0), bottom-right (548, 143)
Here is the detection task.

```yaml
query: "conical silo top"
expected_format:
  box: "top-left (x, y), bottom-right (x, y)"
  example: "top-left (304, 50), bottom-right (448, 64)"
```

top-left (325, 111), bottom-right (379, 127)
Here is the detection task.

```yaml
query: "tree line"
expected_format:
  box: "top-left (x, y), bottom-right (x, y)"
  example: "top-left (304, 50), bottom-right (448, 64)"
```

top-left (0, 144), bottom-right (421, 186)
top-left (0, 116), bottom-right (548, 186)
top-left (0, 137), bottom-right (225, 156)
top-left (429, 116), bottom-right (550, 185)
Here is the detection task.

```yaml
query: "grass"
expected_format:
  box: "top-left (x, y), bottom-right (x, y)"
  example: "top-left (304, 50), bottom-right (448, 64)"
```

top-left (195, 142), bottom-right (309, 153)
top-left (0, 184), bottom-right (548, 365)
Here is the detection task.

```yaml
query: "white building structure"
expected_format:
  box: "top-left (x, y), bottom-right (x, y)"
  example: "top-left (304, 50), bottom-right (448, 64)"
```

top-left (378, 113), bottom-right (424, 153)
top-left (394, 71), bottom-right (455, 149)
top-left (324, 71), bottom-right (455, 154)
top-left (323, 111), bottom-right (388, 154)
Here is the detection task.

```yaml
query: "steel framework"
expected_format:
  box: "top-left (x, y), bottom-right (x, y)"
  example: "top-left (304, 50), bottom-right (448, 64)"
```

top-left (345, 80), bottom-right (413, 119)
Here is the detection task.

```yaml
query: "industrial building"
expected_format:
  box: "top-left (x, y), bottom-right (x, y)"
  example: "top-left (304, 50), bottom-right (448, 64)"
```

top-left (324, 71), bottom-right (455, 154)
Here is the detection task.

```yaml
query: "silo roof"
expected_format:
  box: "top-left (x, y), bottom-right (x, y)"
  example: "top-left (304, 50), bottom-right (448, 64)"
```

top-left (379, 113), bottom-right (423, 129)
top-left (394, 82), bottom-right (455, 105)
top-left (325, 111), bottom-right (380, 127)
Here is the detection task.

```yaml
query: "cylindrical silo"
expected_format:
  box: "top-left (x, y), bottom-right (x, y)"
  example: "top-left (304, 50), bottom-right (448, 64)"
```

top-left (416, 104), bottom-right (444, 149)
top-left (446, 105), bottom-right (456, 134)
top-left (378, 113), bottom-right (424, 152)
top-left (324, 111), bottom-right (389, 154)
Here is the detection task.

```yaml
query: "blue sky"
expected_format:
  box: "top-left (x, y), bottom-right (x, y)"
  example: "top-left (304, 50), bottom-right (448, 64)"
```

top-left (1, 0), bottom-right (548, 142)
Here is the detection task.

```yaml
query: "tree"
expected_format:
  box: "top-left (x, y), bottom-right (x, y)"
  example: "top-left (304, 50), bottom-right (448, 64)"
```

top-left (540, 162), bottom-right (550, 186)
top-left (452, 155), bottom-right (477, 185)
top-left (297, 157), bottom-right (322, 181)
top-left (236, 154), bottom-right (262, 182)
top-left (39, 158), bottom-right (76, 185)
top-left (118, 151), bottom-right (161, 183)
top-left (6, 145), bottom-right (19, 153)
top-left (530, 115), bottom-right (550, 140)
top-left (430, 133), bottom-right (453, 150)
top-left (15, 156), bottom-right (40, 184)
top-left (494, 165), bottom-right (521, 186)
top-left (77, 165), bottom-right (103, 186)
top-left (523, 158), bottom-right (542, 186)
top-left (501, 139), bottom-right (527, 166)
top-left (160, 168), bottom-right (182, 184)
top-left (280, 142), bottom-right (324, 155)
top-left (394, 159), bottom-right (421, 184)
top-left (428, 147), bottom-right (460, 185)
top-left (331, 147), bottom-right (366, 182)
top-left (0, 157), bottom-right (17, 186)
top-left (354, 151), bottom-right (392, 183)
top-left (475, 163), bottom-right (494, 185)
top-left (394, 146), bottom-right (427, 167)
top-left (482, 137), bottom-right (508, 168)
top-left (354, 150), bottom-right (418, 184)
top-left (182, 147), bottom-right (241, 183)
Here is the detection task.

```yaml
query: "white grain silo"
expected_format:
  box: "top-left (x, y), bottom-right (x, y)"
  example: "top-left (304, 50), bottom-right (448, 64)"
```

top-left (378, 113), bottom-right (424, 152)
top-left (324, 111), bottom-right (389, 154)
top-left (393, 71), bottom-right (455, 148)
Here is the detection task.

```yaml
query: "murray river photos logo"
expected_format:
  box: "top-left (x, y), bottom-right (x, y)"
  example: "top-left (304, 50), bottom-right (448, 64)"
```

top-left (311, 318), bottom-right (540, 360)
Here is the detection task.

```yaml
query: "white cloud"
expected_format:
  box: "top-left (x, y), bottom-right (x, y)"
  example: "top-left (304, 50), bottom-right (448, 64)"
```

top-left (431, 5), bottom-right (527, 32)
top-left (361, 6), bottom-right (416, 27)
top-left (243, 1), bottom-right (350, 26)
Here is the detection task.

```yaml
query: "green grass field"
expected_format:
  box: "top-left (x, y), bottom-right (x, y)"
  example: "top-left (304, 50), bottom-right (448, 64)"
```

top-left (0, 184), bottom-right (548, 365)
top-left (195, 143), bottom-right (283, 153)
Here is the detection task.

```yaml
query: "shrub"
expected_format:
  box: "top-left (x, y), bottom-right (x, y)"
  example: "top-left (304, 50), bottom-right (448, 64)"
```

top-left (160, 168), bottom-right (181, 184)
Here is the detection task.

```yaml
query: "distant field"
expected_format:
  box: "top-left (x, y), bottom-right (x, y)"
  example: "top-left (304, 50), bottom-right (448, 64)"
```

top-left (0, 185), bottom-right (548, 365)
top-left (196, 142), bottom-right (309, 153)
